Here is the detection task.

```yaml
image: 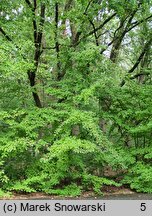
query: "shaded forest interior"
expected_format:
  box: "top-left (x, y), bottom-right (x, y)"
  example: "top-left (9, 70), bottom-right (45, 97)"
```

top-left (0, 0), bottom-right (152, 197)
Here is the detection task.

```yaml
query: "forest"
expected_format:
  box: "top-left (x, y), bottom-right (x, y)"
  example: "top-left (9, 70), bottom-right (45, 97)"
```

top-left (0, 0), bottom-right (152, 198)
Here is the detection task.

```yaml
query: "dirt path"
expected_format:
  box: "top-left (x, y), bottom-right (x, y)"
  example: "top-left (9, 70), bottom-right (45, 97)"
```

top-left (1, 187), bottom-right (137, 200)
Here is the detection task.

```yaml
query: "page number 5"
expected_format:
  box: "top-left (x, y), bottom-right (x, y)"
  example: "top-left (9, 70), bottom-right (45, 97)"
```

top-left (140, 203), bottom-right (146, 211)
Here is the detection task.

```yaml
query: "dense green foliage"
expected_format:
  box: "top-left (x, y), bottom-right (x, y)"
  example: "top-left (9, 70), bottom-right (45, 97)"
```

top-left (0, 0), bottom-right (152, 196)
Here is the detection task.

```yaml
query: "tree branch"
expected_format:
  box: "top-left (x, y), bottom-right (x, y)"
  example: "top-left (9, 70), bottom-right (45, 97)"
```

top-left (34, 3), bottom-right (45, 66)
top-left (25, 0), bottom-right (37, 45)
top-left (24, 0), bottom-right (45, 107)
top-left (110, 9), bottom-right (138, 62)
top-left (84, 0), bottom-right (93, 14)
top-left (36, 4), bottom-right (45, 51)
top-left (25, 0), bottom-right (32, 8)
top-left (54, 2), bottom-right (61, 80)
top-left (130, 72), bottom-right (150, 80)
top-left (34, 0), bottom-right (37, 10)
top-left (84, 9), bottom-right (99, 46)
top-left (0, 27), bottom-right (12, 41)
top-left (120, 38), bottom-right (152, 87)
top-left (74, 12), bottom-right (116, 47)
top-left (100, 12), bottom-right (151, 57)
top-left (128, 38), bottom-right (152, 74)
top-left (87, 12), bottom-right (117, 38)
top-left (88, 19), bottom-right (99, 46)
top-left (127, 14), bottom-right (152, 32)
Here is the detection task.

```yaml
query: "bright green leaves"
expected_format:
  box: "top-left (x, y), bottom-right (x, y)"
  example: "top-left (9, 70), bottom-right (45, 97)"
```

top-left (82, 174), bottom-right (120, 195)
top-left (122, 162), bottom-right (152, 193)
top-left (0, 189), bottom-right (11, 198)
top-left (71, 43), bottom-right (101, 67)
top-left (0, 0), bottom-right (152, 197)
top-left (49, 137), bottom-right (98, 157)
top-left (109, 0), bottom-right (138, 16)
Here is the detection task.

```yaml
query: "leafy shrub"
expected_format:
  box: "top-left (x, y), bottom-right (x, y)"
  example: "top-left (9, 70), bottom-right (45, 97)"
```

top-left (122, 162), bottom-right (152, 193)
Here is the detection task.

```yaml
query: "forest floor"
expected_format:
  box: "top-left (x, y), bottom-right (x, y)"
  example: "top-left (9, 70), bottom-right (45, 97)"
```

top-left (1, 186), bottom-right (136, 200)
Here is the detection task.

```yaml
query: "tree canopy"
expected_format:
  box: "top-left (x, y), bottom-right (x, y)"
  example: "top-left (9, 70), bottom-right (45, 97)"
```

top-left (0, 0), bottom-right (152, 197)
